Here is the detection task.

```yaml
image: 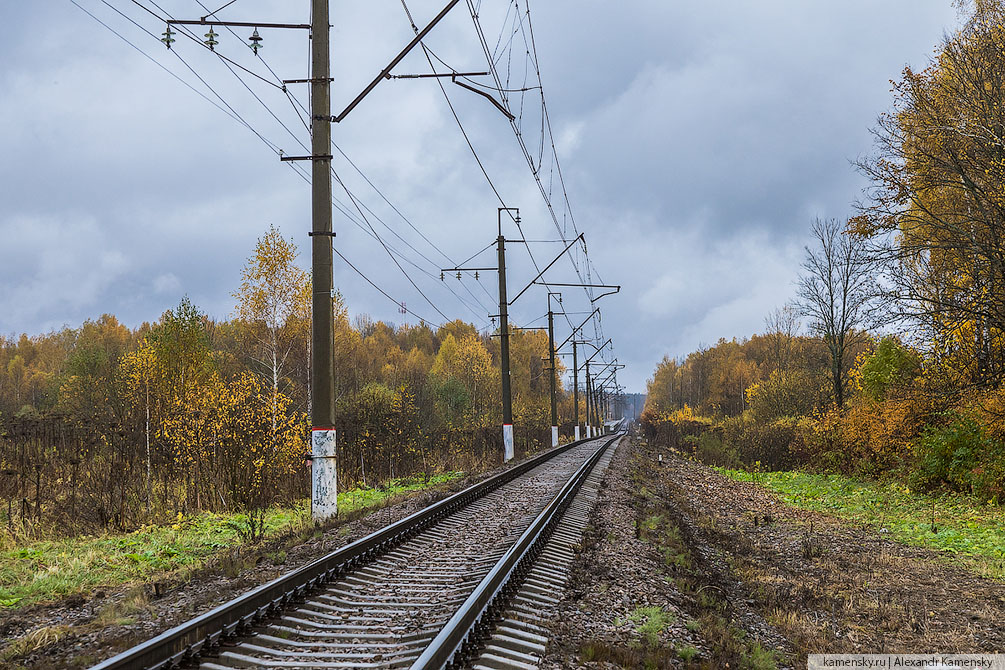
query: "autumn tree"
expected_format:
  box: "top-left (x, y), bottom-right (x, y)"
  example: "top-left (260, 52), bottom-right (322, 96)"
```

top-left (0, 332), bottom-right (72, 415)
top-left (854, 336), bottom-right (922, 402)
top-left (58, 315), bottom-right (133, 419)
top-left (149, 297), bottom-right (218, 509)
top-left (119, 341), bottom-right (160, 511)
top-left (796, 218), bottom-right (873, 408)
top-left (763, 305), bottom-right (800, 373)
top-left (429, 333), bottom-right (499, 428)
top-left (220, 373), bottom-right (306, 540)
top-left (856, 0), bottom-right (1005, 386)
top-left (331, 291), bottom-right (362, 399)
top-left (506, 328), bottom-right (552, 427)
top-left (234, 225), bottom-right (311, 418)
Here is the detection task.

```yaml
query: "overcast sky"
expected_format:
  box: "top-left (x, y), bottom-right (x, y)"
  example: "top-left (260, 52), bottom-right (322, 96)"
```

top-left (1, 1), bottom-right (962, 392)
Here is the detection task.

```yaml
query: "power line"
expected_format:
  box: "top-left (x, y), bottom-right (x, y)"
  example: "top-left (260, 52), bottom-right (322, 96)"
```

top-left (89, 0), bottom-right (497, 327)
top-left (342, 186), bottom-right (495, 320)
top-left (467, 1), bottom-right (605, 309)
top-left (182, 0), bottom-right (494, 321)
top-left (397, 0), bottom-right (575, 333)
top-left (331, 142), bottom-right (458, 268)
top-left (333, 170), bottom-right (451, 322)
top-left (131, 0), bottom-right (281, 88)
top-left (332, 243), bottom-right (442, 328)
top-left (73, 0), bottom-right (241, 125)
top-left (82, 0), bottom-right (607, 344)
top-left (180, 3), bottom-right (486, 321)
top-left (402, 1), bottom-right (592, 338)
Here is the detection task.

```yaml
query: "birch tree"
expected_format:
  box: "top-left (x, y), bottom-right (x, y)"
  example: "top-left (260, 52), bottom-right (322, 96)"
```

top-left (234, 226), bottom-right (311, 425)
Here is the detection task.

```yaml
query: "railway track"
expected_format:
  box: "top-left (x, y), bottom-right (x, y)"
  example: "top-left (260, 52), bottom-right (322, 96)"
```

top-left (91, 427), bottom-right (625, 670)
top-left (467, 440), bottom-right (617, 670)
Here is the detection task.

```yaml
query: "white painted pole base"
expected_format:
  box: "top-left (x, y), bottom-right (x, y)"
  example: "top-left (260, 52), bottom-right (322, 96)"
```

top-left (586, 425), bottom-right (592, 438)
top-left (574, 425), bottom-right (581, 441)
top-left (551, 425), bottom-right (559, 447)
top-left (503, 423), bottom-right (514, 462)
top-left (311, 428), bottom-right (337, 521)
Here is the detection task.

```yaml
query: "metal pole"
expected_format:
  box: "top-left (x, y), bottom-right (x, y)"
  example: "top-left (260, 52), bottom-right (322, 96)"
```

top-left (548, 307), bottom-right (557, 447)
top-left (311, 0), bottom-right (337, 521)
top-left (572, 340), bottom-right (579, 441)
top-left (498, 211), bottom-right (514, 462)
top-left (584, 361), bottom-right (592, 438)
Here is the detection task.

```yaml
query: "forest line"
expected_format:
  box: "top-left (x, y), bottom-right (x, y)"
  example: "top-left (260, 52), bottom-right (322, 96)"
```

top-left (0, 227), bottom-right (586, 539)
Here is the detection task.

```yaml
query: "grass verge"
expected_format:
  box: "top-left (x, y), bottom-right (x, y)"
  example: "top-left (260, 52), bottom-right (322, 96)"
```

top-left (0, 471), bottom-right (463, 610)
top-left (717, 468), bottom-right (1005, 580)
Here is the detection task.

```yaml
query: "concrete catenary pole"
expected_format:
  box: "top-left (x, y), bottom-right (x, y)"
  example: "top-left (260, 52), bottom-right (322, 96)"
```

top-left (572, 340), bottom-right (580, 441)
top-left (311, 0), bottom-right (338, 521)
top-left (548, 306), bottom-right (558, 447)
top-left (497, 210), bottom-right (514, 462)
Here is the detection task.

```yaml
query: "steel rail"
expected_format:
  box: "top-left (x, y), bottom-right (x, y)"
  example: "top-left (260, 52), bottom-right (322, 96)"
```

top-left (409, 429), bottom-right (626, 669)
top-left (88, 436), bottom-right (597, 670)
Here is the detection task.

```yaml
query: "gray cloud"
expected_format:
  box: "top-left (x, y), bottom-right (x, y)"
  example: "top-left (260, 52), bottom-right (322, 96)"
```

top-left (1, 1), bottom-right (961, 392)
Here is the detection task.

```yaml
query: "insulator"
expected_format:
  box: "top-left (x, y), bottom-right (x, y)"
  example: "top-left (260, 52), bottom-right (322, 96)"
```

top-left (248, 27), bottom-right (263, 54)
top-left (160, 25), bottom-right (176, 49)
top-left (204, 28), bottom-right (219, 51)
top-left (474, 271), bottom-right (479, 280)
top-left (456, 271), bottom-right (462, 280)
top-left (440, 272), bottom-right (445, 281)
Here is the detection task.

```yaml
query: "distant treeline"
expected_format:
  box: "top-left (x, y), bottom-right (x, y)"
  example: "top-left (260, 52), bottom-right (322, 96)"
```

top-left (0, 227), bottom-right (577, 536)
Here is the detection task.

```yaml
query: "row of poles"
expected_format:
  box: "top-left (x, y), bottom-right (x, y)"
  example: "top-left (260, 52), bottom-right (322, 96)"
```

top-left (443, 208), bottom-right (621, 461)
top-left (151, 0), bottom-right (621, 521)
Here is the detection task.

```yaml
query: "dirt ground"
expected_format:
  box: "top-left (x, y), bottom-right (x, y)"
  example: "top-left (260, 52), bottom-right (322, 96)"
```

top-left (539, 436), bottom-right (1005, 668)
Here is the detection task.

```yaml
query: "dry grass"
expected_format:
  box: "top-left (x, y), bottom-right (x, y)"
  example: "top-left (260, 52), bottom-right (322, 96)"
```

top-left (0, 625), bottom-right (72, 665)
top-left (93, 586), bottom-right (152, 628)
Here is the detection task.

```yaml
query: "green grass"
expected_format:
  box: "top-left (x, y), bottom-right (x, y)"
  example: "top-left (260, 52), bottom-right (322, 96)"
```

top-left (717, 468), bottom-right (1005, 579)
top-left (627, 605), bottom-right (674, 647)
top-left (338, 471), bottom-right (462, 513)
top-left (677, 644), bottom-right (699, 661)
top-left (0, 471), bottom-right (463, 609)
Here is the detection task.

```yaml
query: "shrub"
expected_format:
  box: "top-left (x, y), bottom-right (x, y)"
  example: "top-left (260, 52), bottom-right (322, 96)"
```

top-left (837, 395), bottom-right (930, 477)
top-left (787, 392), bottom-right (931, 476)
top-left (788, 409), bottom-right (847, 473)
top-left (854, 336), bottom-right (921, 402)
top-left (693, 428), bottom-right (741, 469)
top-left (745, 369), bottom-right (822, 422)
top-left (640, 405), bottom-right (713, 452)
top-left (717, 414), bottom-right (801, 470)
top-left (912, 415), bottom-right (1005, 501)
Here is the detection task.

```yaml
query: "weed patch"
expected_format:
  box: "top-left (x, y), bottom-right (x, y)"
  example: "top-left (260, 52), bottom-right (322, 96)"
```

top-left (627, 605), bottom-right (674, 647)
top-left (0, 624), bottom-right (71, 665)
